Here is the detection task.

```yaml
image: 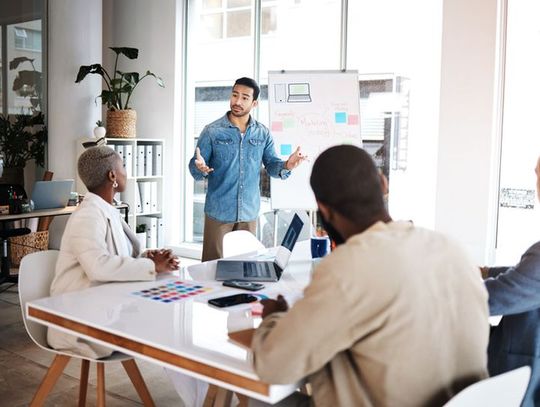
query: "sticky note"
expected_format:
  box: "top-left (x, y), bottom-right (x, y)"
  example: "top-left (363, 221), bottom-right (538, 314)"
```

top-left (348, 114), bottom-right (359, 125)
top-left (283, 117), bottom-right (295, 129)
top-left (271, 121), bottom-right (283, 132)
top-left (280, 144), bottom-right (292, 156)
top-left (335, 112), bottom-right (347, 123)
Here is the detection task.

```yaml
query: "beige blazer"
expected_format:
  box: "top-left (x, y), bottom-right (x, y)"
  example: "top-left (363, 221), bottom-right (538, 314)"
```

top-left (47, 193), bottom-right (156, 359)
top-left (252, 221), bottom-right (489, 407)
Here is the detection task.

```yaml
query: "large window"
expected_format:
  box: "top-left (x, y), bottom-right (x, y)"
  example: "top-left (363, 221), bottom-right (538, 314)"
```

top-left (181, 0), bottom-right (443, 251)
top-left (495, 0), bottom-right (540, 263)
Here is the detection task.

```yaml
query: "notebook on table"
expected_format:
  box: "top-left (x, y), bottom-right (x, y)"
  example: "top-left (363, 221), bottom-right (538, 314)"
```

top-left (31, 180), bottom-right (74, 210)
top-left (215, 213), bottom-right (304, 282)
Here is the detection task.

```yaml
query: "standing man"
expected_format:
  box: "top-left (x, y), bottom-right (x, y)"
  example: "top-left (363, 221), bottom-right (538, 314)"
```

top-left (189, 77), bottom-right (307, 261)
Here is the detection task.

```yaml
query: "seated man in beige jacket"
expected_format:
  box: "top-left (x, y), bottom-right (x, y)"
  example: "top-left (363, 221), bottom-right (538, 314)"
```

top-left (251, 145), bottom-right (489, 407)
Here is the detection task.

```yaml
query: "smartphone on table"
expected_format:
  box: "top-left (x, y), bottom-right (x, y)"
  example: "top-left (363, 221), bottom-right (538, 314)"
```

top-left (208, 293), bottom-right (259, 308)
top-left (222, 280), bottom-right (265, 291)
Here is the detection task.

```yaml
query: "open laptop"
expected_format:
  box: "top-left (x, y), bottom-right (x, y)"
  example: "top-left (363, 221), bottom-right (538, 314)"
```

top-left (31, 180), bottom-right (74, 210)
top-left (287, 83), bottom-right (312, 103)
top-left (215, 213), bottom-right (304, 282)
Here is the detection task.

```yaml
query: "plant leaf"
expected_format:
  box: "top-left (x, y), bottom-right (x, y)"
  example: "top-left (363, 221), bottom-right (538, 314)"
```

top-left (9, 56), bottom-right (34, 70)
top-left (109, 47), bottom-right (139, 60)
top-left (75, 64), bottom-right (104, 83)
top-left (145, 71), bottom-right (165, 88)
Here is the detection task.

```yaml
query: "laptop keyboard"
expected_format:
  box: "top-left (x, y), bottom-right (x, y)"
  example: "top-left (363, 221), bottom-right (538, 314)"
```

top-left (243, 262), bottom-right (273, 278)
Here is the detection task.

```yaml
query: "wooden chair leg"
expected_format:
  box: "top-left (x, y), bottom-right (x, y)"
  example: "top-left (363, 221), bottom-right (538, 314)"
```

top-left (214, 387), bottom-right (233, 407)
top-left (96, 362), bottom-right (106, 407)
top-left (78, 359), bottom-right (90, 407)
top-left (30, 354), bottom-right (71, 407)
top-left (235, 393), bottom-right (249, 407)
top-left (203, 384), bottom-right (219, 407)
top-left (121, 359), bottom-right (156, 407)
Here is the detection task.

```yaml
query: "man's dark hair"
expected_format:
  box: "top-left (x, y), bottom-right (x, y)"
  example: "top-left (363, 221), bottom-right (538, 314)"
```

top-left (234, 77), bottom-right (260, 100)
top-left (310, 145), bottom-right (385, 222)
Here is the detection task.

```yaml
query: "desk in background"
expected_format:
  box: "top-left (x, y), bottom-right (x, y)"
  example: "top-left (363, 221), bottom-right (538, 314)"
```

top-left (26, 241), bottom-right (313, 405)
top-left (0, 203), bottom-right (129, 286)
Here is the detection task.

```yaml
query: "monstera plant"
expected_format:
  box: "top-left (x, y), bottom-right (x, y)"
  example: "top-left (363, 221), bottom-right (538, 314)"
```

top-left (75, 47), bottom-right (164, 138)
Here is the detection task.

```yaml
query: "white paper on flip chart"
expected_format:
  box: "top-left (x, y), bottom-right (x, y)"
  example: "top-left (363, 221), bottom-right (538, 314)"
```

top-left (144, 145), bottom-right (154, 177)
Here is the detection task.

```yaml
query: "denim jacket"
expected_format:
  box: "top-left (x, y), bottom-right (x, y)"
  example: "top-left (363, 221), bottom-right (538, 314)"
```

top-left (189, 113), bottom-right (290, 223)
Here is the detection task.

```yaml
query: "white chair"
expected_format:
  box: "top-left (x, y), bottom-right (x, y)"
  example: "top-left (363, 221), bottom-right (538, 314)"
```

top-left (444, 366), bottom-right (531, 407)
top-left (222, 230), bottom-right (265, 257)
top-left (18, 250), bottom-right (155, 407)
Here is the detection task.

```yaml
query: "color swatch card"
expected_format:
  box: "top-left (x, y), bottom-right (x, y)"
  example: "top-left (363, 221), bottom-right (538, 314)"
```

top-left (132, 280), bottom-right (216, 304)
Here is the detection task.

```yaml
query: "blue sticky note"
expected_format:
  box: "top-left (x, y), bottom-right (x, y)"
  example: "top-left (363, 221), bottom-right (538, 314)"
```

top-left (335, 112), bottom-right (347, 123)
top-left (280, 144), bottom-right (292, 156)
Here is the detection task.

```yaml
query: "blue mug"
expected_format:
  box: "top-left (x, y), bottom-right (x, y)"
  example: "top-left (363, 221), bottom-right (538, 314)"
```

top-left (311, 236), bottom-right (330, 258)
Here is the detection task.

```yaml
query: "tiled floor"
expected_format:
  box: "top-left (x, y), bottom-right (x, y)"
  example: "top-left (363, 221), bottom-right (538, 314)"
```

top-left (0, 256), bottom-right (201, 406)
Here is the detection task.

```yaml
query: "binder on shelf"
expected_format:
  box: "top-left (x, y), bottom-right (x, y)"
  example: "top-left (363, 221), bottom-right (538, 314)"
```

top-left (135, 182), bottom-right (142, 214)
top-left (115, 144), bottom-right (124, 164)
top-left (153, 144), bottom-right (163, 176)
top-left (136, 145), bottom-right (145, 177)
top-left (107, 142), bottom-right (116, 152)
top-left (138, 216), bottom-right (157, 249)
top-left (140, 182), bottom-right (151, 213)
top-left (124, 144), bottom-right (133, 177)
top-left (157, 217), bottom-right (164, 247)
top-left (144, 145), bottom-right (154, 176)
top-left (150, 181), bottom-right (158, 213)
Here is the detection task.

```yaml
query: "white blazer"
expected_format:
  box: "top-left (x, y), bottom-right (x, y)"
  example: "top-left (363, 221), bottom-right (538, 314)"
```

top-left (48, 192), bottom-right (156, 358)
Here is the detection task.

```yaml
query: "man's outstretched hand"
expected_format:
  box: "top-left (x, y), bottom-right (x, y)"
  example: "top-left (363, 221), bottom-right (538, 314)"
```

top-left (195, 147), bottom-right (214, 175)
top-left (285, 146), bottom-right (308, 170)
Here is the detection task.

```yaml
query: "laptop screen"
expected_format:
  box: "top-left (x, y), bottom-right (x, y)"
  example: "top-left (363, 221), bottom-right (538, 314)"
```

top-left (280, 214), bottom-right (303, 251)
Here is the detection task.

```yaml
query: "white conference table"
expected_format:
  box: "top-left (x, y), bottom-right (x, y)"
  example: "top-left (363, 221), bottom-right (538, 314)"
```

top-left (26, 240), bottom-right (315, 405)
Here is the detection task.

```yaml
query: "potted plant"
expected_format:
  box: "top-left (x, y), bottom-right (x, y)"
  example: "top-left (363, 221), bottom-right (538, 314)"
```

top-left (75, 47), bottom-right (164, 138)
top-left (0, 113), bottom-right (47, 187)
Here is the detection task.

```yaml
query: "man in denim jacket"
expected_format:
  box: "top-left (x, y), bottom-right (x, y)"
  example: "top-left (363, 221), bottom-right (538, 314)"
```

top-left (189, 77), bottom-right (307, 261)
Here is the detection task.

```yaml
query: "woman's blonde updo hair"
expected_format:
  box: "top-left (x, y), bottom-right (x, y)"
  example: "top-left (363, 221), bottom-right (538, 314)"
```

top-left (78, 146), bottom-right (120, 191)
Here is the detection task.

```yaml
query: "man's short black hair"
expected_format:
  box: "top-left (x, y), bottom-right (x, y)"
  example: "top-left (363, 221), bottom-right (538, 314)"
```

top-left (234, 77), bottom-right (260, 100)
top-left (310, 145), bottom-right (385, 222)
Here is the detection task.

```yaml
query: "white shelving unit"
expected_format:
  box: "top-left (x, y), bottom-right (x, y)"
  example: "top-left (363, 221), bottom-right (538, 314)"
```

top-left (77, 138), bottom-right (164, 247)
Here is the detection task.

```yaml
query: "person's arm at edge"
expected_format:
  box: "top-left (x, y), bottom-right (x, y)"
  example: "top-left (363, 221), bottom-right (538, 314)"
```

top-left (188, 127), bottom-right (212, 180)
top-left (485, 241), bottom-right (540, 315)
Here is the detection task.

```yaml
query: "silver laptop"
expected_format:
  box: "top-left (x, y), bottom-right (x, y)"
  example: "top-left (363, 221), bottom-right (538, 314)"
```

top-left (215, 214), bottom-right (304, 282)
top-left (31, 180), bottom-right (74, 210)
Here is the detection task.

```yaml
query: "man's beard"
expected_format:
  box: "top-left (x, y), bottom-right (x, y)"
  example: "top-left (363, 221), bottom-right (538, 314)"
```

top-left (318, 210), bottom-right (345, 246)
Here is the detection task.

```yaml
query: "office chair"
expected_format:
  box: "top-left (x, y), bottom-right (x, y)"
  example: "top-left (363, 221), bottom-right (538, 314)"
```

top-left (0, 183), bottom-right (31, 285)
top-left (19, 250), bottom-right (156, 406)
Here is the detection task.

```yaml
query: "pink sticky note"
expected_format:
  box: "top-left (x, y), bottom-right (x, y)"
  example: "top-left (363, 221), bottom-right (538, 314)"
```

top-left (271, 121), bottom-right (283, 132)
top-left (348, 115), bottom-right (359, 125)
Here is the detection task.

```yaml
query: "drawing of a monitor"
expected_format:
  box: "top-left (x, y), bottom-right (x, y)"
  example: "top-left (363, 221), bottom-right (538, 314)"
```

top-left (287, 83), bottom-right (312, 103)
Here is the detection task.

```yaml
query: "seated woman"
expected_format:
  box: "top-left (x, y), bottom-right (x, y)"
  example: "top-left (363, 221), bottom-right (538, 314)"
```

top-left (47, 146), bottom-right (178, 358)
top-left (482, 156), bottom-right (540, 407)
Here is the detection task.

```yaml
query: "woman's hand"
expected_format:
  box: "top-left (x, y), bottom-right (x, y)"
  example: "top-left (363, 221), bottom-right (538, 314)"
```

top-left (147, 249), bottom-right (180, 273)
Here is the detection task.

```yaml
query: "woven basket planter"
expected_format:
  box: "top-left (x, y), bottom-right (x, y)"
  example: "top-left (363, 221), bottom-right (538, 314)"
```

top-left (106, 109), bottom-right (137, 138)
top-left (9, 230), bottom-right (49, 267)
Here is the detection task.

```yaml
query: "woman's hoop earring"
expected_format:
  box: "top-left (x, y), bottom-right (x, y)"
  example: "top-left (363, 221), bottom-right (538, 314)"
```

top-left (112, 181), bottom-right (118, 189)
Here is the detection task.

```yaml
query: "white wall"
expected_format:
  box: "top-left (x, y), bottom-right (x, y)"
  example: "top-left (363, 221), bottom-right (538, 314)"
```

top-left (47, 0), bottom-right (102, 248)
top-left (435, 0), bottom-right (501, 263)
top-left (102, 0), bottom-right (182, 245)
